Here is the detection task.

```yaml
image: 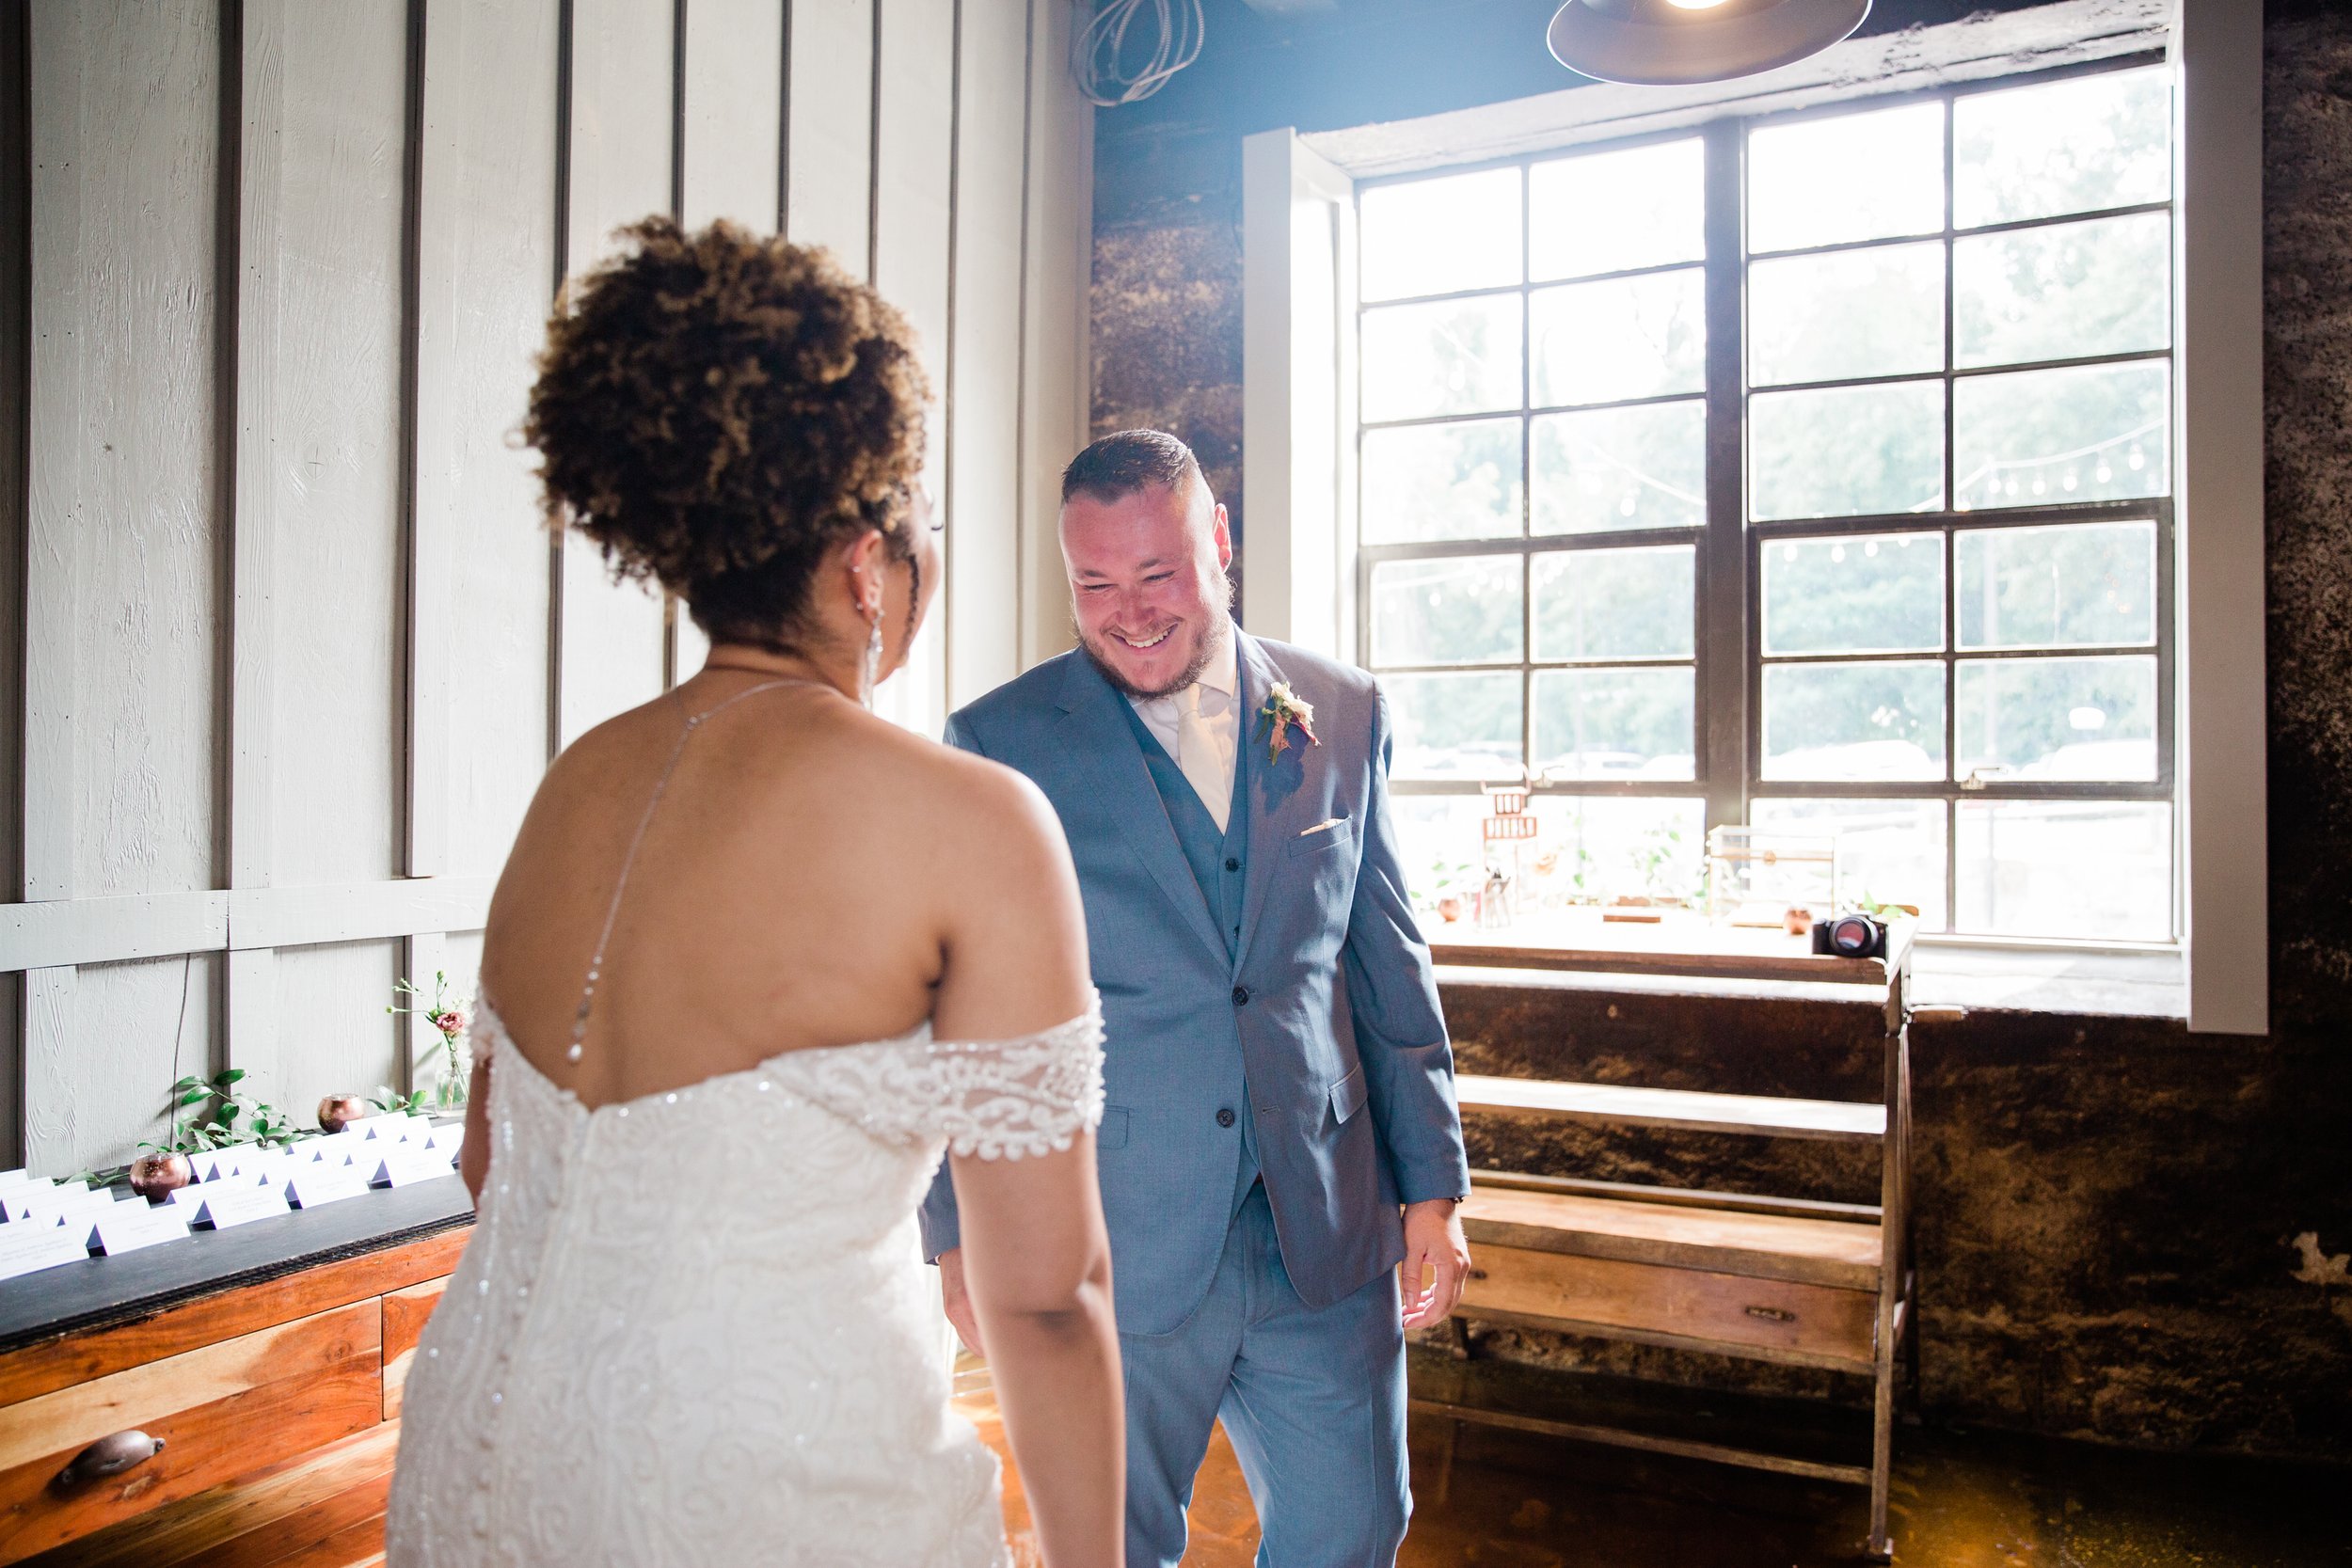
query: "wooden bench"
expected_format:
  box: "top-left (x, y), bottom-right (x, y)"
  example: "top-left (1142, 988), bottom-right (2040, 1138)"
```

top-left (1427, 918), bottom-right (1922, 1560)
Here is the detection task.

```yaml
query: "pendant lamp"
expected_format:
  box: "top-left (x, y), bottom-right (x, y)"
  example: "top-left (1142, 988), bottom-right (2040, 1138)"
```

top-left (1547, 0), bottom-right (1871, 87)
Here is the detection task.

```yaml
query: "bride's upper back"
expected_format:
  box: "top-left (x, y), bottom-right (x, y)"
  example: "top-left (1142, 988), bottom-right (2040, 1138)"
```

top-left (482, 676), bottom-right (966, 1109)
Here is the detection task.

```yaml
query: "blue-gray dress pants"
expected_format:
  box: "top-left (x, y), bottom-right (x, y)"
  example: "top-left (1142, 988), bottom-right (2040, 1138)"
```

top-left (1118, 1182), bottom-right (1410, 1568)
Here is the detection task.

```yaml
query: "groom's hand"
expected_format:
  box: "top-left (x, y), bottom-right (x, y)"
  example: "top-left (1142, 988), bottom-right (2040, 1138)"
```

top-left (936, 1247), bottom-right (986, 1357)
top-left (1399, 1198), bottom-right (1471, 1329)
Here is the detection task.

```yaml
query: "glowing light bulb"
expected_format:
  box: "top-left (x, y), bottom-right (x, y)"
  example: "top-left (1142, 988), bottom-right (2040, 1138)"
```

top-left (2031, 477), bottom-right (2046, 496)
top-left (1830, 544), bottom-right (1847, 563)
top-left (2095, 464), bottom-right (2113, 483)
top-left (1620, 493), bottom-right (1639, 516)
top-left (1864, 540), bottom-right (1879, 557)
top-left (2126, 446), bottom-right (2145, 471)
top-left (2062, 470), bottom-right (2078, 492)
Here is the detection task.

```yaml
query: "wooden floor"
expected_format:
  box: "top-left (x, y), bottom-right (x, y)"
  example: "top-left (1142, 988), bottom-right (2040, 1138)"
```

top-left (30, 1360), bottom-right (2345, 1567)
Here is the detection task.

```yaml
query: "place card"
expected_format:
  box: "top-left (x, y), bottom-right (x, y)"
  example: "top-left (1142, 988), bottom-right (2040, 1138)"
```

top-left (350, 1114), bottom-right (425, 1145)
top-left (186, 1152), bottom-right (226, 1182)
top-left (0, 1168), bottom-right (36, 1191)
top-left (367, 1145), bottom-right (456, 1189)
top-left (87, 1201), bottom-right (192, 1257)
top-left (284, 1164), bottom-right (370, 1209)
top-left (0, 1219), bottom-right (91, 1281)
top-left (191, 1183), bottom-right (291, 1229)
top-left (4, 1184), bottom-right (109, 1225)
top-left (167, 1184), bottom-right (211, 1212)
top-left (427, 1124), bottom-right (467, 1156)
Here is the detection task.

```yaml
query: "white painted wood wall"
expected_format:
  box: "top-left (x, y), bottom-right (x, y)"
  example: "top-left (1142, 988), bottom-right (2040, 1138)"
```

top-left (0, 0), bottom-right (1093, 1174)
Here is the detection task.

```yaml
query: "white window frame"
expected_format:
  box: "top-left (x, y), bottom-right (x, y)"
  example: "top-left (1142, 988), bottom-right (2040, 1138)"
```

top-left (1243, 0), bottom-right (2265, 1033)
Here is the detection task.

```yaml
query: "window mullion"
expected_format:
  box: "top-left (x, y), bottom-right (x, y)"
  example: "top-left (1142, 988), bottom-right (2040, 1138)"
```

top-left (1700, 119), bottom-right (1748, 840)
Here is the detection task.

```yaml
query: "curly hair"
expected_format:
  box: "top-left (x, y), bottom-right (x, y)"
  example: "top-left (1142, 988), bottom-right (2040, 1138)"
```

top-left (525, 217), bottom-right (930, 651)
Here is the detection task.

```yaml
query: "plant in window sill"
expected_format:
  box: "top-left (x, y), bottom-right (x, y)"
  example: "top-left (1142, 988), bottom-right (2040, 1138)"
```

top-left (390, 971), bottom-right (472, 1113)
top-left (1420, 858), bottom-right (1478, 924)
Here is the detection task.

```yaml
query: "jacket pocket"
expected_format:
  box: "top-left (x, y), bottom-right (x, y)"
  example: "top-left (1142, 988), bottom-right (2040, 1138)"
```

top-left (1287, 818), bottom-right (1356, 859)
top-left (1096, 1105), bottom-right (1131, 1149)
top-left (1328, 1065), bottom-right (1368, 1125)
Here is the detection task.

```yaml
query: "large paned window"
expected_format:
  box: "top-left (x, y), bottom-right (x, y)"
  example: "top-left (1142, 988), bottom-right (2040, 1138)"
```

top-left (1354, 64), bottom-right (2175, 941)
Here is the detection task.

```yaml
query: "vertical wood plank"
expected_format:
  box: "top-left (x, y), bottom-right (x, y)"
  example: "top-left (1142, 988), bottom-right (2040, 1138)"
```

top-left (236, 0), bottom-right (414, 1108)
top-left (226, 0), bottom-right (278, 1110)
top-left (556, 0), bottom-right (674, 751)
top-left (1, 0), bottom-right (29, 1167)
top-left (945, 0), bottom-right (1024, 711)
top-left (415, 0), bottom-right (562, 878)
top-left (1016, 0), bottom-right (1090, 669)
top-left (785, 0), bottom-right (871, 274)
top-left (872, 0), bottom-right (953, 737)
top-left (26, 0), bottom-right (227, 1171)
top-left (680, 0), bottom-right (783, 231)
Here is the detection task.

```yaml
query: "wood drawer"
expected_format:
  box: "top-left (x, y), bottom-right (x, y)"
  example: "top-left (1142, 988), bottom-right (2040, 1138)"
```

top-left (1459, 1243), bottom-right (1879, 1370)
top-left (0, 1302), bottom-right (382, 1564)
top-left (380, 1278), bottom-right (447, 1422)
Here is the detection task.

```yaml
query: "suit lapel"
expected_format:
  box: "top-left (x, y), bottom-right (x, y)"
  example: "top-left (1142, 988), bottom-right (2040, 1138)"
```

top-left (1055, 652), bottom-right (1229, 964)
top-left (1233, 632), bottom-right (1307, 971)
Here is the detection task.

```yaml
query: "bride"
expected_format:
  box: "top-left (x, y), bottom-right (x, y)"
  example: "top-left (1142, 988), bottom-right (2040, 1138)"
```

top-left (386, 218), bottom-right (1123, 1567)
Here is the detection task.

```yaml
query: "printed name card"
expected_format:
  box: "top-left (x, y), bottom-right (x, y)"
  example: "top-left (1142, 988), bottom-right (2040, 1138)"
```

top-left (368, 1145), bottom-right (456, 1189)
top-left (285, 1164), bottom-right (370, 1209)
top-left (4, 1183), bottom-right (108, 1225)
top-left (192, 1183), bottom-right (291, 1229)
top-left (87, 1201), bottom-right (192, 1257)
top-left (167, 1185), bottom-right (210, 1213)
top-left (0, 1217), bottom-right (91, 1280)
top-left (427, 1124), bottom-right (467, 1155)
top-left (351, 1114), bottom-right (427, 1145)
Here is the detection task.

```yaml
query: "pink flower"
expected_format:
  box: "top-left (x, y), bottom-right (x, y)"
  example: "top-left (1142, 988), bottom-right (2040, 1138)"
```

top-left (433, 1010), bottom-right (466, 1037)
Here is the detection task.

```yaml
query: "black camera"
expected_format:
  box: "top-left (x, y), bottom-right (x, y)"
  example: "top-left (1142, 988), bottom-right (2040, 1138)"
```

top-left (1811, 911), bottom-right (1887, 959)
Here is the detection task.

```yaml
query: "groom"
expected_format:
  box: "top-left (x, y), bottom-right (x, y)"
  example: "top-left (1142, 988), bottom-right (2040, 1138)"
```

top-left (923, 430), bottom-right (1471, 1567)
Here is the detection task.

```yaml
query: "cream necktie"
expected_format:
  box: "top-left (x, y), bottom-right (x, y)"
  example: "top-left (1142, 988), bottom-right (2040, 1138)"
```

top-left (1175, 682), bottom-right (1231, 834)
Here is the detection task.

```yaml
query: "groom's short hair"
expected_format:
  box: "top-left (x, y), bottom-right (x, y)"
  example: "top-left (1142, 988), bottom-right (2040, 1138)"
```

top-left (1062, 429), bottom-right (1204, 508)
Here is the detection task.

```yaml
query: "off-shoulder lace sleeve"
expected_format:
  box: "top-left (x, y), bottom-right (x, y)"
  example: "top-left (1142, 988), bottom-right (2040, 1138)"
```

top-left (929, 1002), bottom-right (1105, 1161)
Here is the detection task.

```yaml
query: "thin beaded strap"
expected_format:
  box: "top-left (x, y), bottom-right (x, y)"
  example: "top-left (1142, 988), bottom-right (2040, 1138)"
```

top-left (567, 678), bottom-right (833, 1063)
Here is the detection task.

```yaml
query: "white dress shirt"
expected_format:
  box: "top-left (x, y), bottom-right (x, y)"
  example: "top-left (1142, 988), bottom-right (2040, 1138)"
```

top-left (1128, 631), bottom-right (1240, 832)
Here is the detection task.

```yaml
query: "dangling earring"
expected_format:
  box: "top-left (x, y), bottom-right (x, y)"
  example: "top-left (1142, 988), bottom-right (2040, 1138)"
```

top-left (857, 601), bottom-right (883, 708)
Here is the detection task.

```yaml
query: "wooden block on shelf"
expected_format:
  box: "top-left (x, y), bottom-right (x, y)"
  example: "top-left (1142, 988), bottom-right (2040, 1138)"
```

top-left (1461, 1184), bottom-right (1883, 1291)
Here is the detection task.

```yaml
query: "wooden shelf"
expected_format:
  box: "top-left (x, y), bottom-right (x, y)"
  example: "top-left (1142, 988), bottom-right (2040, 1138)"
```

top-left (1462, 1184), bottom-right (1883, 1292)
top-left (1429, 911), bottom-right (1914, 990)
top-left (1457, 1074), bottom-right (1886, 1144)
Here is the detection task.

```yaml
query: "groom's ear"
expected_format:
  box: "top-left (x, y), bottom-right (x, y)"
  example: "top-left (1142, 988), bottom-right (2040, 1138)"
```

top-left (1212, 502), bottom-right (1233, 572)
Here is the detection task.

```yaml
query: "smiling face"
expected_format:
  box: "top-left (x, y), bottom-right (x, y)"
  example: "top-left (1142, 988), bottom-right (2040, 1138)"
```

top-left (1060, 475), bottom-right (1233, 700)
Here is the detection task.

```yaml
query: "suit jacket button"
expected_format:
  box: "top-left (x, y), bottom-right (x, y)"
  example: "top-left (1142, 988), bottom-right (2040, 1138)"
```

top-left (1232, 986), bottom-right (1250, 1006)
top-left (1216, 1108), bottom-right (1236, 1128)
top-left (1224, 857), bottom-right (1240, 872)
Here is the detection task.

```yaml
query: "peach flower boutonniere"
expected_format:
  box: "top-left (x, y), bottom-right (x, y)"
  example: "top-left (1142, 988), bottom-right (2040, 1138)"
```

top-left (1255, 681), bottom-right (1320, 767)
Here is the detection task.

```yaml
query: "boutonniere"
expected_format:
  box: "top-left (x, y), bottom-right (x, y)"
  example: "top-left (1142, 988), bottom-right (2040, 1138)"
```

top-left (1255, 682), bottom-right (1320, 766)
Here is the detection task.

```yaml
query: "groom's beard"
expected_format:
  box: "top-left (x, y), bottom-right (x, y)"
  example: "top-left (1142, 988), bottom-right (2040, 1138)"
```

top-left (1079, 604), bottom-right (1232, 702)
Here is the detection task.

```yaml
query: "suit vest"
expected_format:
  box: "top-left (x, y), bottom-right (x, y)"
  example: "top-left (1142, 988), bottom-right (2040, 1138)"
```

top-left (1116, 695), bottom-right (1261, 1208)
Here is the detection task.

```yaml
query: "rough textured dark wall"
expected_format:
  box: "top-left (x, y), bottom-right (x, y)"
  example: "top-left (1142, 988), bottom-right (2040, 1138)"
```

top-left (1087, 0), bottom-right (2352, 1460)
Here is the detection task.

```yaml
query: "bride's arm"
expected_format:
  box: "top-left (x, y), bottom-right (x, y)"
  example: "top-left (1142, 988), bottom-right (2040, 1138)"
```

top-left (932, 761), bottom-right (1122, 1568)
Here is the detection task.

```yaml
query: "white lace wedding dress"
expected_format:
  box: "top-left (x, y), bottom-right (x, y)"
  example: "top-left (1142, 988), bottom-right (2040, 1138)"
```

top-left (384, 1002), bottom-right (1103, 1566)
top-left (384, 680), bottom-right (1105, 1566)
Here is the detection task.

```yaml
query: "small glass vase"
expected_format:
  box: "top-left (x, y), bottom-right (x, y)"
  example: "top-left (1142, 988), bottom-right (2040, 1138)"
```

top-left (434, 1037), bottom-right (469, 1112)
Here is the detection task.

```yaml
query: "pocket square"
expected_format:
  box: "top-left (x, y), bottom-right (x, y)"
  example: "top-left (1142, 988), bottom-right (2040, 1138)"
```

top-left (1297, 816), bottom-right (1347, 838)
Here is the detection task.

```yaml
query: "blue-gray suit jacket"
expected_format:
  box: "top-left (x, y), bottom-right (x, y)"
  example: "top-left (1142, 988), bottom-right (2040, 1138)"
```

top-left (919, 630), bottom-right (1470, 1336)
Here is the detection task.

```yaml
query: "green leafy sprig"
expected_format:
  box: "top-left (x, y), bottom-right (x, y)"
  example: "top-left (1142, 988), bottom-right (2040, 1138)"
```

top-left (141, 1068), bottom-right (301, 1156)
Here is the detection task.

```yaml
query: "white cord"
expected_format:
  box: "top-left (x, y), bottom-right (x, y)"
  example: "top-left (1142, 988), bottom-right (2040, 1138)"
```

top-left (1072, 0), bottom-right (1207, 107)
